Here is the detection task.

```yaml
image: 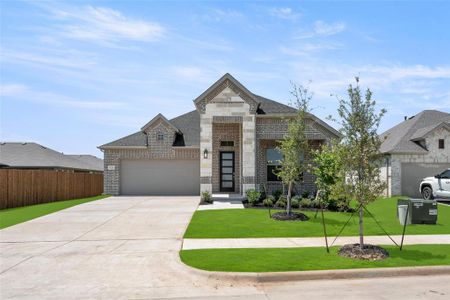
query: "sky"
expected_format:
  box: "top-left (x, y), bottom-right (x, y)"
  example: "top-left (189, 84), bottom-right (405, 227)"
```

top-left (1, 0), bottom-right (449, 157)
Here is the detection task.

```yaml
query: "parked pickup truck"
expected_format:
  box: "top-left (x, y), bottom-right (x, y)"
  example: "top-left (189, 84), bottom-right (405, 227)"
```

top-left (420, 168), bottom-right (450, 200)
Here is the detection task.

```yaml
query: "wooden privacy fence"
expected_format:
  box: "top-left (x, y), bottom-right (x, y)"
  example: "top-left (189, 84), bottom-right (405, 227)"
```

top-left (0, 169), bottom-right (103, 209)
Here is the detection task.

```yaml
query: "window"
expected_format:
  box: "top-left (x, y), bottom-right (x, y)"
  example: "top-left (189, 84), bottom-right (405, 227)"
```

top-left (440, 170), bottom-right (450, 179)
top-left (438, 139), bottom-right (445, 149)
top-left (266, 148), bottom-right (282, 181)
top-left (220, 141), bottom-right (234, 147)
top-left (156, 133), bottom-right (164, 141)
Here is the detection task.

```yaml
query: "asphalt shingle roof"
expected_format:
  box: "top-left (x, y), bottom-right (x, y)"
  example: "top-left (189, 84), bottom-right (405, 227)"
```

top-left (254, 95), bottom-right (297, 114)
top-left (0, 142), bottom-right (103, 171)
top-left (66, 155), bottom-right (104, 171)
top-left (99, 76), bottom-right (340, 148)
top-left (379, 110), bottom-right (450, 154)
top-left (100, 131), bottom-right (147, 148)
top-left (169, 110), bottom-right (200, 146)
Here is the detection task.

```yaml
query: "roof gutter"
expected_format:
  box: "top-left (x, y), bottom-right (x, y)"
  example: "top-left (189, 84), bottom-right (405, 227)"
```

top-left (98, 146), bottom-right (147, 150)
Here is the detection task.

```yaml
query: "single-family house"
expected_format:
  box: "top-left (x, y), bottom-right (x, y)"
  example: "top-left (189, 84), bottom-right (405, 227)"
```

top-left (379, 110), bottom-right (450, 197)
top-left (99, 73), bottom-right (340, 196)
top-left (0, 142), bottom-right (103, 173)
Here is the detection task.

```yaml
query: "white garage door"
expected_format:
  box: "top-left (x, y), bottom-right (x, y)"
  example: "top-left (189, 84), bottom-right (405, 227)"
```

top-left (120, 160), bottom-right (200, 195)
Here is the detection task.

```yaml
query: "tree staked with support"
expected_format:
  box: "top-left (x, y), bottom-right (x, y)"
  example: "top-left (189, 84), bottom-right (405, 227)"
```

top-left (275, 83), bottom-right (311, 216)
top-left (331, 77), bottom-right (386, 250)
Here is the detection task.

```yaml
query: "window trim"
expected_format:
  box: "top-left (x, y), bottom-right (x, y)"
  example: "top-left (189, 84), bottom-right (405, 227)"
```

top-left (266, 148), bottom-right (282, 182)
top-left (438, 139), bottom-right (445, 149)
top-left (156, 133), bottom-right (164, 141)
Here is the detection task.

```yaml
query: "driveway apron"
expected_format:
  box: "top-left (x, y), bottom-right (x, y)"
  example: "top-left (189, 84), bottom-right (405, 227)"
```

top-left (0, 196), bottom-right (262, 299)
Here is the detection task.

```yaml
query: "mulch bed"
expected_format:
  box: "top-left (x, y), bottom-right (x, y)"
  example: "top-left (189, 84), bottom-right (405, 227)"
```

top-left (338, 244), bottom-right (389, 261)
top-left (271, 211), bottom-right (309, 221)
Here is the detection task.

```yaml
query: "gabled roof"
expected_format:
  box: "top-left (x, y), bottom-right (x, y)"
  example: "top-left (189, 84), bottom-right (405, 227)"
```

top-left (169, 110), bottom-right (200, 146)
top-left (380, 110), bottom-right (450, 154)
top-left (0, 142), bottom-right (103, 171)
top-left (194, 73), bottom-right (260, 113)
top-left (99, 73), bottom-right (340, 148)
top-left (141, 113), bottom-right (180, 132)
top-left (194, 73), bottom-right (259, 105)
top-left (99, 131), bottom-right (147, 148)
top-left (410, 121), bottom-right (450, 141)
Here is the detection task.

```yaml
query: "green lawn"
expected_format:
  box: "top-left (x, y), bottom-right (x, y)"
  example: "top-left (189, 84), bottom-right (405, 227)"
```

top-left (184, 197), bottom-right (450, 238)
top-left (180, 244), bottom-right (450, 272)
top-left (0, 195), bottom-right (109, 229)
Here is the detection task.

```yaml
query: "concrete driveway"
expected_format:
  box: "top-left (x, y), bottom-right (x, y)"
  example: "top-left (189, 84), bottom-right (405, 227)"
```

top-left (1, 196), bottom-right (449, 299)
top-left (0, 196), bottom-right (260, 299)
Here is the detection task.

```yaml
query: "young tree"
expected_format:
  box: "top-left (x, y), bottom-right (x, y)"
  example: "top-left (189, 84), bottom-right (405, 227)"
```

top-left (312, 140), bottom-right (342, 208)
top-left (332, 77), bottom-right (386, 249)
top-left (276, 84), bottom-right (311, 215)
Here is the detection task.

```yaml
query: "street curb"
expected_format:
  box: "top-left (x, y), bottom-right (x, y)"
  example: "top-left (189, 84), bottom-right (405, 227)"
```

top-left (182, 264), bottom-right (450, 283)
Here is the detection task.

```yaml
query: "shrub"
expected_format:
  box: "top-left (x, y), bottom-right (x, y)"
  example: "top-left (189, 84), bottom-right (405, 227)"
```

top-left (266, 195), bottom-right (275, 201)
top-left (201, 191), bottom-right (212, 204)
top-left (301, 190), bottom-right (310, 199)
top-left (311, 198), bottom-right (321, 208)
top-left (275, 199), bottom-right (286, 208)
top-left (272, 189), bottom-right (283, 200)
top-left (259, 184), bottom-right (267, 201)
top-left (278, 195), bottom-right (287, 203)
top-left (299, 198), bottom-right (312, 208)
top-left (292, 195), bottom-right (302, 202)
top-left (291, 198), bottom-right (299, 208)
top-left (323, 197), bottom-right (338, 211)
top-left (263, 198), bottom-right (274, 207)
top-left (276, 196), bottom-right (287, 208)
top-left (246, 189), bottom-right (261, 206)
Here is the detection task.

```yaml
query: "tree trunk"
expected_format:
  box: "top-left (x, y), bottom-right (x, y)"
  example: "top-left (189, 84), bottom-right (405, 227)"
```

top-left (359, 204), bottom-right (364, 250)
top-left (287, 181), bottom-right (292, 216)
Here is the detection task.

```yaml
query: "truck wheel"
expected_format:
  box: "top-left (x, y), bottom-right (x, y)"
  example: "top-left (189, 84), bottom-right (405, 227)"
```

top-left (422, 186), bottom-right (434, 200)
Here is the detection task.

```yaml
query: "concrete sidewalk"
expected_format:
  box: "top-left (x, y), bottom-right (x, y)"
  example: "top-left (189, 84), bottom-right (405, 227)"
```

top-left (182, 234), bottom-right (450, 250)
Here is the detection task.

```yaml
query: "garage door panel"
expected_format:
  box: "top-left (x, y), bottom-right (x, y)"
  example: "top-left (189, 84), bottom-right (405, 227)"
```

top-left (120, 160), bottom-right (200, 195)
top-left (401, 163), bottom-right (450, 198)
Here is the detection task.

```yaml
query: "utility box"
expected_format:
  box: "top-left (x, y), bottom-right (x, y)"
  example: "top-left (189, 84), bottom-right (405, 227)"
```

top-left (397, 199), bottom-right (438, 225)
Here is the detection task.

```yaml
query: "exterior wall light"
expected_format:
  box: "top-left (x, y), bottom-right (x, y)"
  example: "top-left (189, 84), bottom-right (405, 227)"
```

top-left (203, 149), bottom-right (208, 159)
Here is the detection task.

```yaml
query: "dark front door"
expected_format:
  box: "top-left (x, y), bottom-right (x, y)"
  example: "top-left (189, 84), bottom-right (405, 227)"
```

top-left (220, 151), bottom-right (235, 192)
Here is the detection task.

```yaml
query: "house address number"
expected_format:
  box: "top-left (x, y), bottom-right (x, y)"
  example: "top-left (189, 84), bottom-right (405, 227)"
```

top-left (107, 165), bottom-right (116, 171)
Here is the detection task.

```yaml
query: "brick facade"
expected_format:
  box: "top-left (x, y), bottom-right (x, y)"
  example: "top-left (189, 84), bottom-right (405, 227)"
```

top-left (102, 79), bottom-right (339, 196)
top-left (256, 138), bottom-right (324, 196)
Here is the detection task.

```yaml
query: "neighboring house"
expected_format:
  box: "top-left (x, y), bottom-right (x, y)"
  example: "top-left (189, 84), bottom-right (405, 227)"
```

top-left (99, 73), bottom-right (340, 196)
top-left (0, 142), bottom-right (103, 173)
top-left (379, 110), bottom-right (450, 198)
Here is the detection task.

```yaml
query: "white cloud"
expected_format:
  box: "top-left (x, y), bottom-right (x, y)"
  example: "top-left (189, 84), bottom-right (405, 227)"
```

top-left (0, 83), bottom-right (125, 110)
top-left (280, 42), bottom-right (343, 56)
top-left (289, 61), bottom-right (450, 113)
top-left (295, 20), bottom-right (346, 39)
top-left (50, 5), bottom-right (166, 45)
top-left (270, 7), bottom-right (300, 20)
top-left (313, 20), bottom-right (346, 36)
top-left (0, 48), bottom-right (97, 70)
top-left (201, 9), bottom-right (243, 22)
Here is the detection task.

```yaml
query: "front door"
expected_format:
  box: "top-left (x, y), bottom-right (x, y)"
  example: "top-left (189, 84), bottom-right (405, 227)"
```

top-left (220, 151), bottom-right (234, 192)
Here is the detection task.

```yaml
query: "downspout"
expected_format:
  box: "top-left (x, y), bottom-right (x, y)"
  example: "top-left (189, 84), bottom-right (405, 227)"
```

top-left (386, 155), bottom-right (390, 197)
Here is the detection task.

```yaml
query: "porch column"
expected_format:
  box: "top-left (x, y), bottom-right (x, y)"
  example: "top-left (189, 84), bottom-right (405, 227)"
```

top-left (200, 116), bottom-right (213, 193)
top-left (241, 115), bottom-right (256, 194)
